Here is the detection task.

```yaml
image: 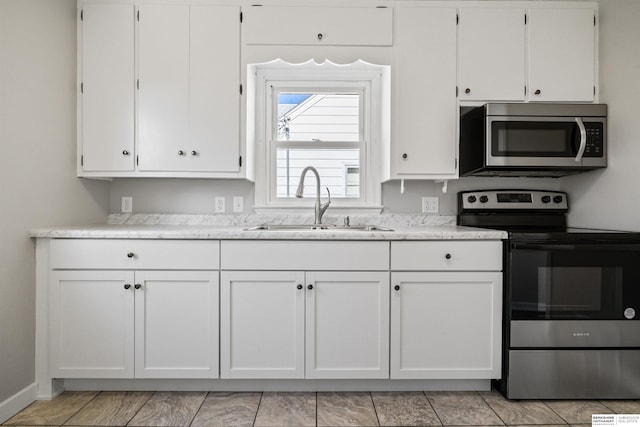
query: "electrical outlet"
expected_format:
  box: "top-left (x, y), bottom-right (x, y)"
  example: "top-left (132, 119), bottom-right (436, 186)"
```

top-left (214, 197), bottom-right (226, 213)
top-left (232, 196), bottom-right (244, 213)
top-left (121, 196), bottom-right (133, 213)
top-left (422, 196), bottom-right (439, 214)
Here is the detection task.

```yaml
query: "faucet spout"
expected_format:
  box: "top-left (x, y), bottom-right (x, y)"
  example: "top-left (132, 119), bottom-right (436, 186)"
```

top-left (296, 166), bottom-right (331, 225)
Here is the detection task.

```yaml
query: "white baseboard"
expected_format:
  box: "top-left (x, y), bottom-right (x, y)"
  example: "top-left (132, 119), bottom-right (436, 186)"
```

top-left (0, 383), bottom-right (37, 424)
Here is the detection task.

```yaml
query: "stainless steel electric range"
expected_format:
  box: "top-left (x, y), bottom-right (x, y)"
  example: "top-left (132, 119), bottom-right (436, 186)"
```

top-left (458, 189), bottom-right (640, 399)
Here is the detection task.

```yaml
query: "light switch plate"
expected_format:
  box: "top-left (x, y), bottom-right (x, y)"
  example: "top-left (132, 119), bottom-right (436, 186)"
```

top-left (215, 197), bottom-right (225, 213)
top-left (422, 196), bottom-right (439, 214)
top-left (121, 196), bottom-right (133, 213)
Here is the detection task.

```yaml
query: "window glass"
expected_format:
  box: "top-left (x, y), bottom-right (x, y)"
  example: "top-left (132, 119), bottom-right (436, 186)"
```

top-left (275, 90), bottom-right (362, 199)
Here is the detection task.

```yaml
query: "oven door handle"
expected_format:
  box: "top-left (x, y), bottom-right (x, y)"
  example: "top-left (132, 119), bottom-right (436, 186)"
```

top-left (575, 117), bottom-right (587, 162)
top-left (512, 243), bottom-right (640, 251)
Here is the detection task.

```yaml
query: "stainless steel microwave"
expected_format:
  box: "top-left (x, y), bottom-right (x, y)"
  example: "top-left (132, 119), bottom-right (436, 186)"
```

top-left (459, 103), bottom-right (607, 177)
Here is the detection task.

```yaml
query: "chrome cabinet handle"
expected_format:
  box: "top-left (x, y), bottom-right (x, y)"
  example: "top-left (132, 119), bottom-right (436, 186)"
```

top-left (134, 284), bottom-right (142, 290)
top-left (575, 117), bottom-right (587, 162)
top-left (127, 252), bottom-right (134, 258)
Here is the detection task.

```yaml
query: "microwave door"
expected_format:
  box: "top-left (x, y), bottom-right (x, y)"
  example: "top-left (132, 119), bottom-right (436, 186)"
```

top-left (486, 116), bottom-right (583, 168)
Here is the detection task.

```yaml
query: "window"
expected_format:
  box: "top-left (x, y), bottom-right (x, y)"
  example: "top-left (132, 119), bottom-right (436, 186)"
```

top-left (250, 59), bottom-right (389, 213)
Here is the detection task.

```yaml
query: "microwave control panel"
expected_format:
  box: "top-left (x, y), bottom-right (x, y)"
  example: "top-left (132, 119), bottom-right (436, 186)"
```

top-left (583, 123), bottom-right (604, 157)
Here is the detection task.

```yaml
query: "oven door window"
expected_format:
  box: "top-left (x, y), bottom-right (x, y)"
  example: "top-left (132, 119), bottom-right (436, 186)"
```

top-left (509, 244), bottom-right (640, 320)
top-left (491, 121), bottom-right (578, 157)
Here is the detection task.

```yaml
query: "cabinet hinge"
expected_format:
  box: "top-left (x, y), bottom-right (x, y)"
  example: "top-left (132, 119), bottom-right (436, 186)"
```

top-left (594, 86), bottom-right (596, 96)
top-left (137, 10), bottom-right (140, 21)
top-left (80, 82), bottom-right (84, 94)
top-left (455, 158), bottom-right (458, 169)
top-left (594, 14), bottom-right (596, 26)
top-left (240, 84), bottom-right (243, 95)
top-left (239, 156), bottom-right (242, 167)
top-left (524, 13), bottom-right (527, 25)
top-left (455, 86), bottom-right (458, 97)
top-left (456, 13), bottom-right (459, 25)
top-left (524, 85), bottom-right (527, 95)
top-left (136, 79), bottom-right (139, 90)
top-left (136, 155), bottom-right (139, 166)
top-left (80, 9), bottom-right (83, 21)
top-left (81, 155), bottom-right (84, 166)
top-left (240, 12), bottom-right (243, 23)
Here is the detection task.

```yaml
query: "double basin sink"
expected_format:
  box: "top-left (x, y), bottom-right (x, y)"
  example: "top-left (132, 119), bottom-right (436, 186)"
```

top-left (245, 224), bottom-right (393, 232)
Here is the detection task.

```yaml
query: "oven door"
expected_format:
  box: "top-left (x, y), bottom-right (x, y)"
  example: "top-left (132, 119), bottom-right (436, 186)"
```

top-left (486, 116), bottom-right (606, 168)
top-left (508, 242), bottom-right (640, 321)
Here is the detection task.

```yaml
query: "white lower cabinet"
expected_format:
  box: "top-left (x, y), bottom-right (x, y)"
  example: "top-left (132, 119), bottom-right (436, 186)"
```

top-left (390, 271), bottom-right (502, 379)
top-left (51, 269), bottom-right (218, 379)
top-left (220, 270), bottom-right (389, 379)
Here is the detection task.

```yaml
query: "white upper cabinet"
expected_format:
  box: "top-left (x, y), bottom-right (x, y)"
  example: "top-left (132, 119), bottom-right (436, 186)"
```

top-left (138, 5), bottom-right (240, 173)
top-left (189, 6), bottom-right (241, 173)
top-left (528, 7), bottom-right (596, 102)
top-left (79, 4), bottom-right (135, 172)
top-left (458, 7), bottom-right (526, 102)
top-left (244, 6), bottom-right (392, 46)
top-left (78, 3), bottom-right (242, 178)
top-left (137, 5), bottom-right (190, 172)
top-left (391, 7), bottom-right (458, 179)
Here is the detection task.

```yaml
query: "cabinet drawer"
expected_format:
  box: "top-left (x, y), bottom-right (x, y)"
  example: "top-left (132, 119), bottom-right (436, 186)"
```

top-left (221, 241), bottom-right (389, 271)
top-left (50, 239), bottom-right (219, 270)
top-left (391, 241), bottom-right (502, 271)
top-left (244, 7), bottom-right (393, 46)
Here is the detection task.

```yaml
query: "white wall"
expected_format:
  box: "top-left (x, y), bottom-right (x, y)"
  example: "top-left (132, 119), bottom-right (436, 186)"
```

top-left (564, 0), bottom-right (640, 231)
top-left (0, 0), bottom-right (110, 405)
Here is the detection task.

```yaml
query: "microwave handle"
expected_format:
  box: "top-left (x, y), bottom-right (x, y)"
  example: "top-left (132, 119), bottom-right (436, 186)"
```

top-left (575, 117), bottom-right (587, 162)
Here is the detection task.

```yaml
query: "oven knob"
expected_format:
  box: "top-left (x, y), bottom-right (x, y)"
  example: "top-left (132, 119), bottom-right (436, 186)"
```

top-left (467, 195), bottom-right (477, 203)
top-left (479, 195), bottom-right (489, 203)
top-left (541, 196), bottom-right (551, 203)
top-left (553, 195), bottom-right (563, 204)
top-left (625, 308), bottom-right (636, 319)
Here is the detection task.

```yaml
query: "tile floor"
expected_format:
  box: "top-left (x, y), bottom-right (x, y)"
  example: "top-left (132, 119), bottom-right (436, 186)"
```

top-left (4, 390), bottom-right (640, 426)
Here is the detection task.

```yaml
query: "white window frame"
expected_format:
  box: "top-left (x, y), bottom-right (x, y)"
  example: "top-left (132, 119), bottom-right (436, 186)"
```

top-left (249, 59), bottom-right (389, 214)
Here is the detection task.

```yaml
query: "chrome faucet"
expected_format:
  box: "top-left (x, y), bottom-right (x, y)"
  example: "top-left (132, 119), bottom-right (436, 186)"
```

top-left (296, 166), bottom-right (331, 225)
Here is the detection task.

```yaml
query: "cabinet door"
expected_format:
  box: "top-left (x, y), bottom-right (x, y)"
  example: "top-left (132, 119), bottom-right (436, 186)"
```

top-left (390, 272), bottom-right (502, 379)
top-left (134, 271), bottom-right (219, 378)
top-left (394, 8), bottom-right (457, 178)
top-left (244, 7), bottom-right (393, 46)
top-left (459, 7), bottom-right (526, 101)
top-left (306, 272), bottom-right (389, 379)
top-left (220, 271), bottom-right (305, 379)
top-left (80, 4), bottom-right (134, 172)
top-left (137, 4), bottom-right (190, 171)
top-left (50, 271), bottom-right (134, 378)
top-left (189, 6), bottom-right (240, 173)
top-left (528, 8), bottom-right (596, 102)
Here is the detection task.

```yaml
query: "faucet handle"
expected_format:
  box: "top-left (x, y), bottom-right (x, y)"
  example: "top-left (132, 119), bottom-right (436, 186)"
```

top-left (325, 187), bottom-right (331, 203)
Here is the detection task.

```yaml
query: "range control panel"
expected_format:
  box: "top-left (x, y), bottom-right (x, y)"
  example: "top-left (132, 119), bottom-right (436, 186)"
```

top-left (459, 190), bottom-right (569, 211)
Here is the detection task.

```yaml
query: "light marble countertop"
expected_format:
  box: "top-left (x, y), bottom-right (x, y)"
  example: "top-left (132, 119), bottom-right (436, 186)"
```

top-left (30, 214), bottom-right (508, 240)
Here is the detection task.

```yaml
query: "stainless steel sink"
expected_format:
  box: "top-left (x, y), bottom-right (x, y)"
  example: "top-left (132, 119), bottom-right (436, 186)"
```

top-left (244, 224), bottom-right (393, 232)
